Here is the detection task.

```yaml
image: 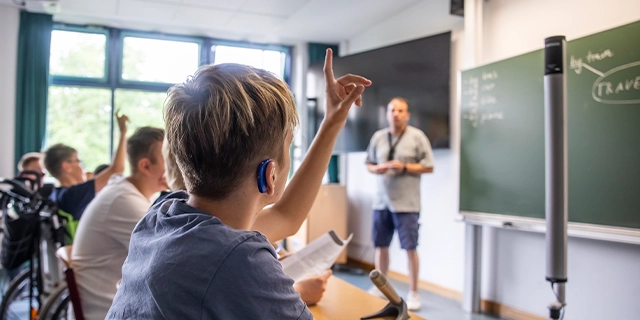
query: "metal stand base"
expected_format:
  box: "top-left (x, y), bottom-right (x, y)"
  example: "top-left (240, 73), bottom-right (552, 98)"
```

top-left (361, 299), bottom-right (409, 320)
top-left (548, 302), bottom-right (563, 320)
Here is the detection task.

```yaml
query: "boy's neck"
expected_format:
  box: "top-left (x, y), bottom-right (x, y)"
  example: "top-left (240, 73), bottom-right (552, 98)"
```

top-left (127, 174), bottom-right (158, 200)
top-left (57, 175), bottom-right (83, 188)
top-left (187, 186), bottom-right (261, 231)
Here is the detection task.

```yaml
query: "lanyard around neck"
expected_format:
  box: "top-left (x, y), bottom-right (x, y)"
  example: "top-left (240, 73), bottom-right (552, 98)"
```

top-left (387, 128), bottom-right (406, 161)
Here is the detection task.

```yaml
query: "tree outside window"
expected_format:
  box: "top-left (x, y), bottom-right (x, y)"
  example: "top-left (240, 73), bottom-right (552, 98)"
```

top-left (46, 27), bottom-right (290, 179)
top-left (46, 86), bottom-right (112, 171)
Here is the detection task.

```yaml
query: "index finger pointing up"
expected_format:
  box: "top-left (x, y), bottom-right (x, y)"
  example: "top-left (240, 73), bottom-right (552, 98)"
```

top-left (323, 48), bottom-right (335, 84)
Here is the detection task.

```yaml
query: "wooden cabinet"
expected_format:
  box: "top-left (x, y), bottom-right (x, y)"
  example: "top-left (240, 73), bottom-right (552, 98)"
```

top-left (286, 184), bottom-right (348, 263)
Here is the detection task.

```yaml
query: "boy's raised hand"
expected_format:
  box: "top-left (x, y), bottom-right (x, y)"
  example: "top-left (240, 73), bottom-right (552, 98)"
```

top-left (323, 48), bottom-right (372, 127)
top-left (116, 110), bottom-right (129, 135)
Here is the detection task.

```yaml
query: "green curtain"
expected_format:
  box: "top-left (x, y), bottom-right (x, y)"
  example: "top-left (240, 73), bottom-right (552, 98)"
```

top-left (308, 43), bottom-right (340, 183)
top-left (14, 11), bottom-right (53, 173)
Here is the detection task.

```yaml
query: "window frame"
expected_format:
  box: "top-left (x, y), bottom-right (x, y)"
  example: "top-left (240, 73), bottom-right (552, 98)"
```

top-left (49, 25), bottom-right (110, 84)
top-left (119, 31), bottom-right (204, 87)
top-left (211, 39), bottom-right (292, 85)
top-left (48, 23), bottom-right (293, 163)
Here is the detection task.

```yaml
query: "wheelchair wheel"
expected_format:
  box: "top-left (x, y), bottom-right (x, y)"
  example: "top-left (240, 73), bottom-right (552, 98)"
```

top-left (37, 284), bottom-right (68, 320)
top-left (0, 269), bottom-right (41, 320)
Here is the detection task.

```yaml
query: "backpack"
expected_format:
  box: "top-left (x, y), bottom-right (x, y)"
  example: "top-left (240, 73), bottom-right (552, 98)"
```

top-left (0, 187), bottom-right (40, 270)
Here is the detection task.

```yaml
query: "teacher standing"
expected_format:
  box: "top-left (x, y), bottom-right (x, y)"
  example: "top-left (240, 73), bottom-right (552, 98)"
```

top-left (365, 97), bottom-right (434, 311)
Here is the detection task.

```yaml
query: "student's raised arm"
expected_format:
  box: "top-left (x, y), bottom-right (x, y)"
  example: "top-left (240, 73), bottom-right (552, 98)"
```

top-left (93, 113), bottom-right (128, 192)
top-left (253, 49), bottom-right (371, 242)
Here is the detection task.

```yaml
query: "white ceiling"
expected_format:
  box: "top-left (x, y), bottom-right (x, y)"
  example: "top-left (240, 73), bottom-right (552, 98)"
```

top-left (0, 0), bottom-right (457, 44)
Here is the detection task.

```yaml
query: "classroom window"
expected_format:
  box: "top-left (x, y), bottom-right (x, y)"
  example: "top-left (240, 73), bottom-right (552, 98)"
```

top-left (122, 37), bottom-right (200, 84)
top-left (113, 89), bottom-right (167, 144)
top-left (46, 25), bottom-right (291, 175)
top-left (212, 45), bottom-right (286, 79)
top-left (49, 30), bottom-right (107, 79)
top-left (46, 86), bottom-right (112, 171)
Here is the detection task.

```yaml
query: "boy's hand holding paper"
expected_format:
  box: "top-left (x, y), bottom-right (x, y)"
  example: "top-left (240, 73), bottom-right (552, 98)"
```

top-left (280, 230), bottom-right (353, 283)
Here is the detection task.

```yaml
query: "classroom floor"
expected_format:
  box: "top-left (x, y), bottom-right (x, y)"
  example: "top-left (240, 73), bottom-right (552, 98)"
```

top-left (333, 268), bottom-right (502, 320)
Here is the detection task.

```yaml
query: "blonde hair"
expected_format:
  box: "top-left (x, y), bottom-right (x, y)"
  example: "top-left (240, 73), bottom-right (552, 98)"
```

top-left (18, 152), bottom-right (43, 172)
top-left (164, 63), bottom-right (298, 199)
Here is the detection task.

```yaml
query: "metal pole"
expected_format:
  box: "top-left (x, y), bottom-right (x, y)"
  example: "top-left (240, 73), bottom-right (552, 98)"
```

top-left (463, 223), bottom-right (482, 313)
top-left (544, 35), bottom-right (568, 319)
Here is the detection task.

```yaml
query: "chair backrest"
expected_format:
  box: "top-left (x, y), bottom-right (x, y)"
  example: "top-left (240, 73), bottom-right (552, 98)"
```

top-left (56, 245), bottom-right (85, 320)
top-left (56, 245), bottom-right (73, 269)
top-left (57, 210), bottom-right (79, 244)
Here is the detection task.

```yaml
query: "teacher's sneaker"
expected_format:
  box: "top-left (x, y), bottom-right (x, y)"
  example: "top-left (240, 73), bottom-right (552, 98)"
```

top-left (407, 291), bottom-right (421, 311)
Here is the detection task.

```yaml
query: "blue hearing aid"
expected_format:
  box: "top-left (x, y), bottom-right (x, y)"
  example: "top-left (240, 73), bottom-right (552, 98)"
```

top-left (257, 159), bottom-right (272, 193)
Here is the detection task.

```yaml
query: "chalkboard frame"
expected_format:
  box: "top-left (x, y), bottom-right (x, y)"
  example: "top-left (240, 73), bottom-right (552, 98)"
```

top-left (460, 211), bottom-right (640, 245)
top-left (457, 20), bottom-right (640, 244)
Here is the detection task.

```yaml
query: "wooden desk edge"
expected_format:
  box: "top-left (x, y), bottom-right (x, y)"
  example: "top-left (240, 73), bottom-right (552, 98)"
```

top-left (309, 276), bottom-right (425, 320)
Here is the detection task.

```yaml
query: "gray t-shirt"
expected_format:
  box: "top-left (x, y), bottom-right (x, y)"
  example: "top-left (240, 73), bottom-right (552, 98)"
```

top-left (366, 126), bottom-right (434, 212)
top-left (106, 194), bottom-right (312, 320)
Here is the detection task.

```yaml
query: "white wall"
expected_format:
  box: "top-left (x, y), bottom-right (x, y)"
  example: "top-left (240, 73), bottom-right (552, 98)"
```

top-left (0, 5), bottom-right (19, 177)
top-left (344, 0), bottom-right (640, 319)
top-left (343, 0), bottom-right (466, 293)
top-left (480, 0), bottom-right (640, 319)
top-left (346, 0), bottom-right (463, 55)
top-left (482, 0), bottom-right (640, 64)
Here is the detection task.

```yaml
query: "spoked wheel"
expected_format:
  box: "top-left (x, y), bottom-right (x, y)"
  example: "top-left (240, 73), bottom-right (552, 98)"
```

top-left (37, 284), bottom-right (68, 320)
top-left (0, 269), bottom-right (41, 320)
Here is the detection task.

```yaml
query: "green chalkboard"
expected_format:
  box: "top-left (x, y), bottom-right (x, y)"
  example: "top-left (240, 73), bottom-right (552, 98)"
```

top-left (460, 20), bottom-right (640, 230)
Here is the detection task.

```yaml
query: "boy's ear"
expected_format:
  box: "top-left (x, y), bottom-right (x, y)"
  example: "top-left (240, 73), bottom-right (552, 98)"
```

top-left (138, 158), bottom-right (151, 174)
top-left (264, 160), bottom-right (277, 196)
top-left (61, 161), bottom-right (72, 174)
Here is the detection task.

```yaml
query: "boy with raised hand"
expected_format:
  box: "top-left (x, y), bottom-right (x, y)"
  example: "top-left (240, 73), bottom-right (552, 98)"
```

top-left (107, 49), bottom-right (370, 319)
top-left (160, 130), bottom-right (331, 306)
top-left (44, 113), bottom-right (129, 221)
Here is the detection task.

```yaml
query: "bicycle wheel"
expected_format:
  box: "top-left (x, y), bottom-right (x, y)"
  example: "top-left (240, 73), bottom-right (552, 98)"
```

top-left (0, 269), bottom-right (40, 320)
top-left (37, 284), bottom-right (68, 320)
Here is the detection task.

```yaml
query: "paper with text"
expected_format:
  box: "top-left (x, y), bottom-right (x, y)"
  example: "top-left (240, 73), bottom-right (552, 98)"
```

top-left (281, 230), bottom-right (353, 282)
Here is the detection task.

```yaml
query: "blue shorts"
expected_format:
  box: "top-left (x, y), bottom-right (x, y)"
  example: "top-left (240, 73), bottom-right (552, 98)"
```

top-left (372, 209), bottom-right (420, 250)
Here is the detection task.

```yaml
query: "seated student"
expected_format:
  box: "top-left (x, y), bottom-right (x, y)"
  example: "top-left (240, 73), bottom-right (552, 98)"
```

top-left (16, 152), bottom-right (46, 190)
top-left (72, 127), bottom-right (166, 320)
top-left (93, 163), bottom-right (110, 176)
top-left (108, 51), bottom-right (370, 319)
top-left (161, 137), bottom-right (332, 306)
top-left (3, 152), bottom-right (46, 278)
top-left (43, 114), bottom-right (128, 222)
